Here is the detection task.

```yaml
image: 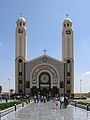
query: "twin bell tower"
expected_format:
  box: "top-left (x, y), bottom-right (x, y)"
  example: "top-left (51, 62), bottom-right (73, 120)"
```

top-left (15, 14), bottom-right (74, 98)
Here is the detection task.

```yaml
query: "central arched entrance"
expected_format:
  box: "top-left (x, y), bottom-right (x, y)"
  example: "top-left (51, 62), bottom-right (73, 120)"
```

top-left (30, 63), bottom-right (60, 96)
top-left (39, 72), bottom-right (51, 96)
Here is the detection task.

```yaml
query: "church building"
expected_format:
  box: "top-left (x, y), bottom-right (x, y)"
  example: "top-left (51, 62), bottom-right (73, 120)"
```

top-left (15, 15), bottom-right (74, 98)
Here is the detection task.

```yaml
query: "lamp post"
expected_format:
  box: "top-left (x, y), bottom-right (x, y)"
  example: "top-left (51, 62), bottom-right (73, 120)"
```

top-left (8, 78), bottom-right (10, 100)
top-left (80, 79), bottom-right (82, 99)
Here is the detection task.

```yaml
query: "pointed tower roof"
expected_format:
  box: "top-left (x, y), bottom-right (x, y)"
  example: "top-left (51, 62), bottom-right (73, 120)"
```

top-left (17, 13), bottom-right (26, 23)
top-left (63, 14), bottom-right (72, 24)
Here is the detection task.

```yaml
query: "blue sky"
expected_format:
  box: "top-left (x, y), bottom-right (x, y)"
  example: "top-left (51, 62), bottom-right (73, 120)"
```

top-left (0, 0), bottom-right (90, 93)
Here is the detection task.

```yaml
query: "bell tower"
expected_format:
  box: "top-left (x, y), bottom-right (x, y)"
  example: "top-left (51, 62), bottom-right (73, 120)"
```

top-left (16, 15), bottom-right (26, 59)
top-left (62, 15), bottom-right (74, 97)
top-left (15, 15), bottom-right (26, 94)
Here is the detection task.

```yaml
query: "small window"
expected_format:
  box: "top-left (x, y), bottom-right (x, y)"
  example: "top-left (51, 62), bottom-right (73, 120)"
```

top-left (67, 89), bottom-right (70, 93)
top-left (64, 24), bottom-right (66, 27)
top-left (20, 22), bottom-right (22, 26)
top-left (60, 81), bottom-right (64, 88)
top-left (19, 59), bottom-right (22, 63)
top-left (18, 29), bottom-right (21, 33)
top-left (23, 22), bottom-right (25, 26)
top-left (19, 89), bottom-right (22, 93)
top-left (67, 72), bottom-right (70, 76)
top-left (18, 28), bottom-right (23, 34)
top-left (67, 59), bottom-right (70, 63)
top-left (67, 80), bottom-right (70, 84)
top-left (66, 30), bottom-right (71, 35)
top-left (19, 80), bottom-right (22, 84)
top-left (26, 81), bottom-right (30, 88)
top-left (19, 72), bottom-right (22, 76)
top-left (67, 23), bottom-right (69, 27)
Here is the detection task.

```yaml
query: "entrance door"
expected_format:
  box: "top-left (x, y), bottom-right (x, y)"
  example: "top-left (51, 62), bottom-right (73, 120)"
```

top-left (39, 72), bottom-right (51, 96)
top-left (40, 87), bottom-right (49, 96)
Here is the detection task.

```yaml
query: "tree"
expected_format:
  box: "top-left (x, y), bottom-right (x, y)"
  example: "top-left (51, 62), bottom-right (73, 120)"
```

top-left (10, 89), bottom-right (14, 94)
top-left (0, 86), bottom-right (2, 93)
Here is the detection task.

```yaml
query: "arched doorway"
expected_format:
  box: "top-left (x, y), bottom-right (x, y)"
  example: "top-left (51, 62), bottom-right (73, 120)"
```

top-left (39, 72), bottom-right (51, 96)
top-left (30, 63), bottom-right (59, 96)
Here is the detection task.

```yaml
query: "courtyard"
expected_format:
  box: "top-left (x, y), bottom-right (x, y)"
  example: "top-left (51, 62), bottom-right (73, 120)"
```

top-left (2, 100), bottom-right (90, 120)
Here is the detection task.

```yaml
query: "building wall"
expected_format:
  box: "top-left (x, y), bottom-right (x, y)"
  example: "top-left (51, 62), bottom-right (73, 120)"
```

top-left (25, 55), bottom-right (64, 94)
top-left (15, 16), bottom-right (74, 97)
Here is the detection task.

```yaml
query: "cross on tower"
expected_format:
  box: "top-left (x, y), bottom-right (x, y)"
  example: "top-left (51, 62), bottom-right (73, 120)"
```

top-left (66, 13), bottom-right (69, 18)
top-left (20, 12), bottom-right (22, 17)
top-left (43, 49), bottom-right (47, 55)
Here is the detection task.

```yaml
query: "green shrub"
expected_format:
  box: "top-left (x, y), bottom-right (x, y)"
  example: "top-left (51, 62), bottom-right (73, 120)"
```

top-left (77, 102), bottom-right (90, 106)
top-left (0, 101), bottom-right (22, 110)
top-left (71, 100), bottom-right (90, 106)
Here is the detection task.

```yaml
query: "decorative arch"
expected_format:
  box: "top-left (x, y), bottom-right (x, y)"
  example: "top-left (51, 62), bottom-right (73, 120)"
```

top-left (30, 63), bottom-right (59, 88)
top-left (37, 69), bottom-right (53, 88)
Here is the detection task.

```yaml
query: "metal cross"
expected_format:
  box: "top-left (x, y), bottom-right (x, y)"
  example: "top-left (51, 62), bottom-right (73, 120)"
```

top-left (66, 13), bottom-right (69, 18)
top-left (20, 12), bottom-right (22, 17)
top-left (43, 49), bottom-right (47, 55)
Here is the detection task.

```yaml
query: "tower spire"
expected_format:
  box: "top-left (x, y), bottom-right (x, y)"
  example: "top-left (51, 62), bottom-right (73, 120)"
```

top-left (20, 12), bottom-right (22, 17)
top-left (66, 13), bottom-right (69, 18)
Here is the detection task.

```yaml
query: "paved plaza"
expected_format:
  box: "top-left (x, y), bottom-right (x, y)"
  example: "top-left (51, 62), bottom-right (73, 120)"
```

top-left (2, 100), bottom-right (90, 120)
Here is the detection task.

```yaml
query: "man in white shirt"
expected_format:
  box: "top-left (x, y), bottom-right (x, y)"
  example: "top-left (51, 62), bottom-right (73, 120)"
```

top-left (59, 96), bottom-right (64, 108)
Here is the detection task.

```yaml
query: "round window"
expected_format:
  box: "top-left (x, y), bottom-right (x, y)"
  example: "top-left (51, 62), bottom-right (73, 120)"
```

top-left (18, 59), bottom-right (22, 63)
top-left (66, 30), bottom-right (71, 35)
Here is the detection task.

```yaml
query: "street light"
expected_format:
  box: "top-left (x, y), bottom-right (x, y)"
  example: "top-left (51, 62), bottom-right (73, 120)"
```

top-left (80, 79), bottom-right (82, 99)
top-left (8, 78), bottom-right (10, 100)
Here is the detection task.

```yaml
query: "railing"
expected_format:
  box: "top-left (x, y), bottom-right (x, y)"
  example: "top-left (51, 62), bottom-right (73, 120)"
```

top-left (70, 102), bottom-right (90, 111)
top-left (0, 101), bottom-right (31, 118)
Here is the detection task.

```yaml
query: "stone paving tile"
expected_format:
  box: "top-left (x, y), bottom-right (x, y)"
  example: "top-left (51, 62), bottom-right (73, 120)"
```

top-left (2, 101), bottom-right (90, 120)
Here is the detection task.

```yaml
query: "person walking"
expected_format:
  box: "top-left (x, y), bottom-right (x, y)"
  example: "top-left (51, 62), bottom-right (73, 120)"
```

top-left (34, 95), bottom-right (37, 103)
top-left (59, 96), bottom-right (64, 109)
top-left (64, 96), bottom-right (69, 108)
top-left (43, 96), bottom-right (46, 103)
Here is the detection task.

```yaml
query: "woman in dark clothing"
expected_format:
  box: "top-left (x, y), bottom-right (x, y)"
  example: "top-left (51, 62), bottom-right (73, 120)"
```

top-left (64, 97), bottom-right (68, 108)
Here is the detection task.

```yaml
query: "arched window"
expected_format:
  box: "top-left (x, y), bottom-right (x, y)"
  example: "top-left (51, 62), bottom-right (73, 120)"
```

top-left (64, 24), bottom-right (66, 27)
top-left (23, 22), bottom-right (25, 26)
top-left (20, 22), bottom-right (22, 26)
top-left (18, 59), bottom-right (22, 63)
top-left (67, 23), bottom-right (69, 27)
top-left (67, 59), bottom-right (70, 63)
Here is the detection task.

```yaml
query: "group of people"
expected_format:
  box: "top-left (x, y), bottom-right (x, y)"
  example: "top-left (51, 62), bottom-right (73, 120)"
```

top-left (54, 96), bottom-right (69, 109)
top-left (33, 94), bottom-right (69, 109)
top-left (33, 95), bottom-right (49, 103)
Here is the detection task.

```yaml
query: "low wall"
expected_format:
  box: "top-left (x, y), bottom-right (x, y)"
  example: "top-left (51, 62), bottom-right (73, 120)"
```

top-left (0, 101), bottom-right (31, 118)
top-left (71, 102), bottom-right (90, 111)
top-left (74, 93), bottom-right (90, 98)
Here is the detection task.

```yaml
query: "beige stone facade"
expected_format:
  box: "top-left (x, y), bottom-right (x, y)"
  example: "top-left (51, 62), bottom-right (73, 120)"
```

top-left (15, 15), bottom-right (74, 97)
